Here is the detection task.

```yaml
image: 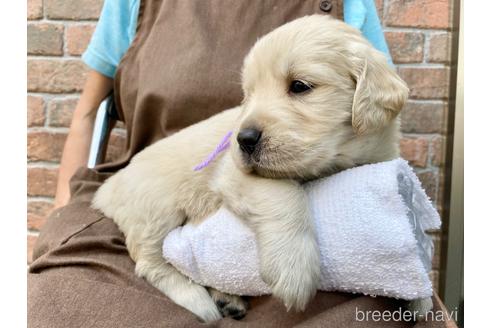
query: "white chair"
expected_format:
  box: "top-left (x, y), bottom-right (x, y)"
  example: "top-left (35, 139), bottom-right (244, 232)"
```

top-left (87, 93), bottom-right (119, 168)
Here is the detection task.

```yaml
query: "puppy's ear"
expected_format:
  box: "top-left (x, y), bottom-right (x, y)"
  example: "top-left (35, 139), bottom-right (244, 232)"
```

top-left (351, 51), bottom-right (408, 135)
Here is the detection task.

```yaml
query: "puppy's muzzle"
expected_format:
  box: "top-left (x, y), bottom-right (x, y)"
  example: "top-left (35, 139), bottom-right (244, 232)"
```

top-left (237, 128), bottom-right (262, 155)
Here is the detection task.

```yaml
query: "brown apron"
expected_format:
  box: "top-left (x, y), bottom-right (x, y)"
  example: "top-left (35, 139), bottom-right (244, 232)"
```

top-left (28, 0), bottom-right (455, 327)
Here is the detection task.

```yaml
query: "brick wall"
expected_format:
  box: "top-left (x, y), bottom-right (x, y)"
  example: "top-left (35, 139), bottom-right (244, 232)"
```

top-left (379, 0), bottom-right (457, 291)
top-left (27, 0), bottom-right (458, 293)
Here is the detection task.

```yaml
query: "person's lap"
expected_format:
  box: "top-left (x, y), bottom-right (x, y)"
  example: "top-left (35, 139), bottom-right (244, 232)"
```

top-left (28, 168), bottom-right (453, 328)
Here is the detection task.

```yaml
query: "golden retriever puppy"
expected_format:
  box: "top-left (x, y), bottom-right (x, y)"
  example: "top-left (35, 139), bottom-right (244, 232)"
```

top-left (93, 15), bottom-right (423, 322)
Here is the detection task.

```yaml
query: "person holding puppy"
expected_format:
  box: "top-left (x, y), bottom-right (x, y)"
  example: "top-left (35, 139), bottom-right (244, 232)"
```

top-left (28, 1), bottom-right (453, 327)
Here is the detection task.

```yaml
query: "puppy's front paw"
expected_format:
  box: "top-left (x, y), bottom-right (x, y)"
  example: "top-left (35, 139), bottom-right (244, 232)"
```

top-left (168, 282), bottom-right (222, 323)
top-left (208, 288), bottom-right (249, 320)
top-left (266, 266), bottom-right (320, 311)
top-left (261, 241), bottom-right (320, 311)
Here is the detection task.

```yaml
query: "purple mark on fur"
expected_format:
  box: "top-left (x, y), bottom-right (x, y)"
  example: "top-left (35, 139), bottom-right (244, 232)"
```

top-left (193, 131), bottom-right (233, 171)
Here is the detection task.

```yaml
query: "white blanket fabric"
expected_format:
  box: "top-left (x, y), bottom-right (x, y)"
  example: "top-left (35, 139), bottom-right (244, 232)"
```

top-left (162, 159), bottom-right (441, 300)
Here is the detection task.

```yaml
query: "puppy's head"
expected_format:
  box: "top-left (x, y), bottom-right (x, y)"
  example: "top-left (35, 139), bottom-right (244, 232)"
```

top-left (232, 15), bottom-right (408, 179)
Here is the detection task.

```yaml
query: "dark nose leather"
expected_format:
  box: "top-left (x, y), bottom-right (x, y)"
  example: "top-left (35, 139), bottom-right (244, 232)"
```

top-left (237, 128), bottom-right (262, 155)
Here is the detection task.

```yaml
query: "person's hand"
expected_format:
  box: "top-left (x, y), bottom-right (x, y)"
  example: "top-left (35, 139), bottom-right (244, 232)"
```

top-left (54, 70), bottom-right (113, 209)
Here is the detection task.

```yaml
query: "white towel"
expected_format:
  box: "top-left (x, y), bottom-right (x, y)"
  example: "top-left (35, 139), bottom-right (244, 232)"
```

top-left (162, 158), bottom-right (441, 300)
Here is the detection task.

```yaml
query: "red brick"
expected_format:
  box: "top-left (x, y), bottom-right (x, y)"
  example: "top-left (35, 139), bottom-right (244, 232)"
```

top-left (27, 95), bottom-right (45, 127)
top-left (428, 33), bottom-right (452, 63)
top-left (385, 0), bottom-right (451, 29)
top-left (400, 137), bottom-right (429, 167)
top-left (48, 98), bottom-right (78, 127)
top-left (27, 167), bottom-right (59, 197)
top-left (374, 0), bottom-right (384, 19)
top-left (27, 131), bottom-right (67, 162)
top-left (431, 234), bottom-right (441, 269)
top-left (28, 235), bottom-right (38, 264)
top-left (27, 23), bottom-right (64, 56)
top-left (106, 133), bottom-right (127, 163)
top-left (385, 32), bottom-right (424, 63)
top-left (398, 67), bottom-right (450, 99)
top-left (28, 59), bottom-right (88, 93)
top-left (45, 0), bottom-right (103, 20)
top-left (27, 0), bottom-right (43, 20)
top-left (66, 24), bottom-right (96, 56)
top-left (430, 136), bottom-right (445, 166)
top-left (429, 270), bottom-right (440, 291)
top-left (417, 170), bottom-right (438, 201)
top-left (27, 201), bottom-right (54, 231)
top-left (400, 101), bottom-right (446, 133)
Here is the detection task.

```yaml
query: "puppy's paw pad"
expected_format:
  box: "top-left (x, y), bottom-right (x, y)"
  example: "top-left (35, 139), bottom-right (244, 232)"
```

top-left (209, 290), bottom-right (248, 320)
top-left (220, 305), bottom-right (247, 320)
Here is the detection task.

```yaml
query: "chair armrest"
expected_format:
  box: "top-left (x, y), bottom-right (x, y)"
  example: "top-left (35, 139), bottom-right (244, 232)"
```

top-left (87, 93), bottom-right (118, 168)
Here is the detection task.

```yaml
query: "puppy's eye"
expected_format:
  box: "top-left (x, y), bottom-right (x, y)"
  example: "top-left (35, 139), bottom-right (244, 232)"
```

top-left (289, 80), bottom-right (313, 94)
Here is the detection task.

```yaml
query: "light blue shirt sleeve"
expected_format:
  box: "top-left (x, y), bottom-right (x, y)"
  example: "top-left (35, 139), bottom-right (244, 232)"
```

top-left (344, 0), bottom-right (392, 64)
top-left (83, 0), bottom-right (391, 78)
top-left (82, 0), bottom-right (140, 78)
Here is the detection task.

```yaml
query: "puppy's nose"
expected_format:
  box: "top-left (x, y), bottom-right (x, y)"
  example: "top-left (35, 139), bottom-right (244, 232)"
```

top-left (237, 128), bottom-right (262, 155)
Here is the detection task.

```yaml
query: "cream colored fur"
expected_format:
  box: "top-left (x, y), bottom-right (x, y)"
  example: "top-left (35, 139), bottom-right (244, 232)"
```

top-left (93, 15), bottom-right (430, 322)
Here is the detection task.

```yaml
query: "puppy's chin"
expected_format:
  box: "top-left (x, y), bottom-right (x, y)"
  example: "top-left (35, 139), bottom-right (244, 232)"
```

top-left (231, 145), bottom-right (344, 182)
top-left (232, 147), bottom-right (272, 178)
top-left (231, 146), bottom-right (253, 173)
top-left (231, 146), bottom-right (302, 180)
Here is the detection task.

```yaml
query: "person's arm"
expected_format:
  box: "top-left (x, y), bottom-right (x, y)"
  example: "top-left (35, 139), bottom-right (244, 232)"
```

top-left (54, 0), bottom-right (138, 208)
top-left (54, 70), bottom-right (113, 209)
